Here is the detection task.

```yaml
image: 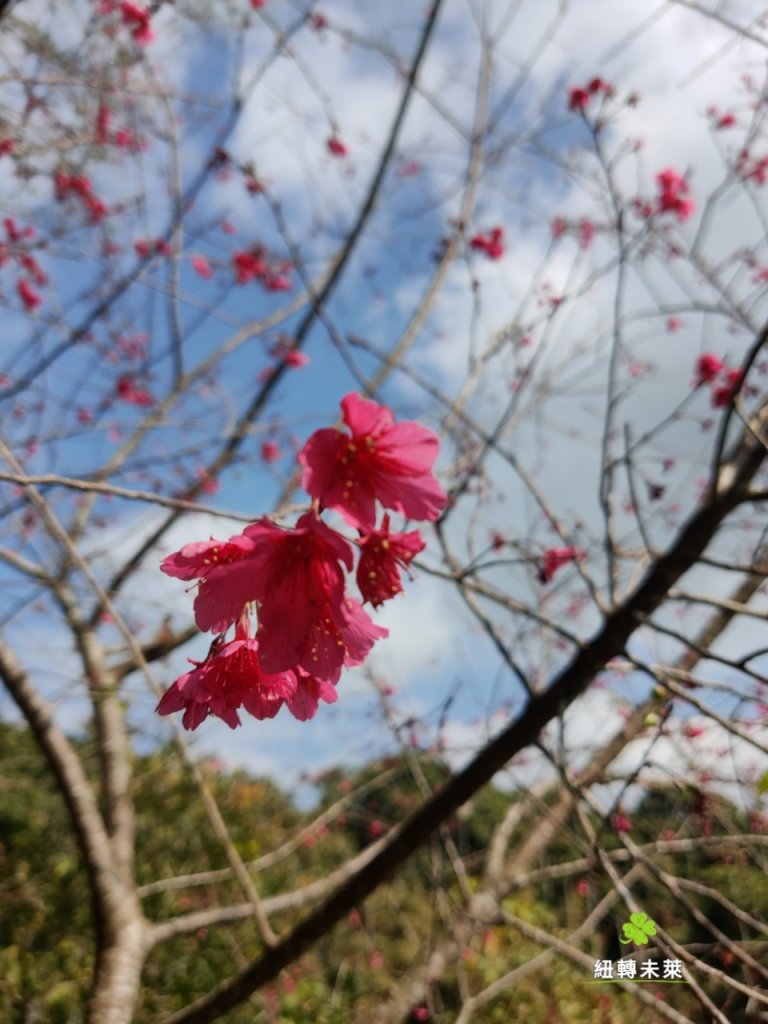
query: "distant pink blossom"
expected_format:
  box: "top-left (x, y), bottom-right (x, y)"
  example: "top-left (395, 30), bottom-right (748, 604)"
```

top-left (711, 367), bottom-right (743, 407)
top-left (195, 468), bottom-right (219, 494)
top-left (191, 255), bottom-right (213, 279)
top-left (233, 249), bottom-right (268, 284)
top-left (282, 349), bottom-right (309, 368)
top-left (96, 104), bottom-right (111, 144)
top-left (265, 272), bottom-right (292, 292)
top-left (17, 278), bottom-right (42, 311)
top-left (568, 86), bottom-right (591, 112)
top-left (656, 167), bottom-right (695, 222)
top-left (694, 352), bottom-right (724, 387)
top-left (327, 136), bottom-right (348, 157)
top-left (587, 77), bottom-right (612, 95)
top-left (120, 1), bottom-right (154, 45)
top-left (116, 374), bottom-right (154, 406)
top-left (260, 440), bottom-right (281, 463)
top-left (551, 215), bottom-right (567, 239)
top-left (470, 226), bottom-right (504, 260)
top-left (579, 218), bottom-right (595, 250)
top-left (19, 254), bottom-right (47, 286)
top-left (538, 546), bottom-right (583, 584)
top-left (718, 113), bottom-right (736, 129)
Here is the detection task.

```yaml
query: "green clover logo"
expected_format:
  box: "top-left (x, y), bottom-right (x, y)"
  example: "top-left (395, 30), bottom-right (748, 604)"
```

top-left (619, 912), bottom-right (657, 945)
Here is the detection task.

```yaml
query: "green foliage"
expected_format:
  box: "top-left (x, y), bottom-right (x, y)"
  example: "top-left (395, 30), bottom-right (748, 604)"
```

top-left (2, 724), bottom-right (767, 1023)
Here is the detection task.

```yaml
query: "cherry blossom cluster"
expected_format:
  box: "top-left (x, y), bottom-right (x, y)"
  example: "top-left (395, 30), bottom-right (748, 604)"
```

top-left (737, 148), bottom-right (768, 186)
top-left (232, 247), bottom-right (293, 292)
top-left (538, 545), bottom-right (583, 584)
top-left (327, 136), bottom-right (349, 158)
top-left (157, 393), bottom-right (447, 730)
top-left (567, 77), bottom-right (613, 113)
top-left (693, 353), bottom-right (752, 408)
top-left (469, 227), bottom-right (505, 260)
top-left (53, 171), bottom-right (108, 223)
top-left (98, 1), bottom-right (154, 46)
top-left (0, 218), bottom-right (47, 312)
top-left (630, 168), bottom-right (695, 224)
top-left (551, 216), bottom-right (596, 250)
top-left (654, 168), bottom-right (695, 222)
top-left (94, 104), bottom-right (143, 151)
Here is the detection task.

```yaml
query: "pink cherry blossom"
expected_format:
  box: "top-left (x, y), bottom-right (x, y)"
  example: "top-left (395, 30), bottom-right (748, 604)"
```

top-left (116, 374), bottom-right (154, 406)
top-left (260, 440), bottom-right (281, 463)
top-left (191, 255), bottom-right (213, 279)
top-left (282, 349), bottom-right (308, 368)
top-left (286, 667), bottom-right (338, 721)
top-left (195, 468), bottom-right (219, 494)
top-left (327, 136), bottom-right (348, 157)
top-left (4, 217), bottom-right (33, 242)
top-left (579, 218), bottom-right (595, 250)
top-left (356, 515), bottom-right (425, 608)
top-left (568, 86), bottom-right (590, 112)
top-left (96, 104), bottom-right (111, 144)
top-left (84, 194), bottom-right (108, 222)
top-left (470, 227), bottom-right (504, 260)
top-left (156, 622), bottom-right (296, 730)
top-left (19, 254), bottom-right (47, 286)
top-left (611, 812), bottom-right (631, 834)
top-left (265, 272), bottom-right (292, 292)
top-left (299, 392), bottom-right (447, 530)
top-left (657, 168), bottom-right (687, 195)
top-left (120, 1), bottom-right (154, 45)
top-left (551, 215), bottom-right (567, 239)
top-left (240, 513), bottom-right (387, 681)
top-left (716, 112), bottom-right (736, 129)
top-left (17, 278), bottom-right (42, 311)
top-left (694, 353), bottom-right (724, 387)
top-left (538, 545), bottom-right (583, 584)
top-left (233, 249), bottom-right (268, 284)
top-left (587, 77), bottom-right (611, 95)
top-left (160, 531), bottom-right (259, 634)
top-left (656, 167), bottom-right (695, 222)
top-left (711, 367), bottom-right (743, 407)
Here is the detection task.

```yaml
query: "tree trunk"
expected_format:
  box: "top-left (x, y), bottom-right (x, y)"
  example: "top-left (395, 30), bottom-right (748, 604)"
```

top-left (87, 913), bottom-right (146, 1024)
